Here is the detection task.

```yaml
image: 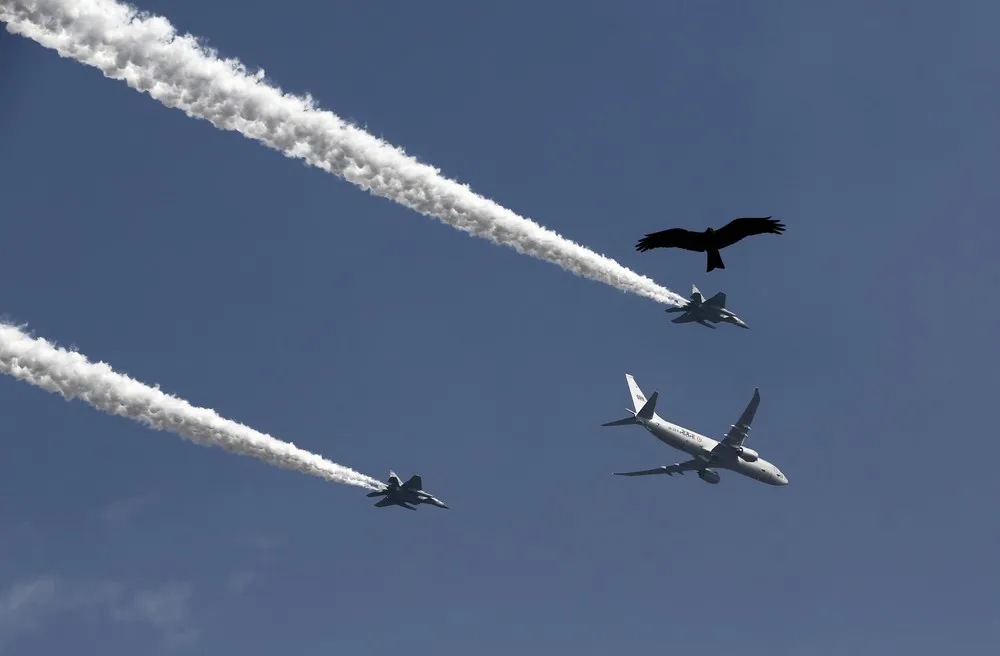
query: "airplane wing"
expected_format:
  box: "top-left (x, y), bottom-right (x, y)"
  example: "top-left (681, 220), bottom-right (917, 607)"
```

top-left (722, 388), bottom-right (760, 446)
top-left (705, 291), bottom-right (726, 308)
top-left (403, 474), bottom-right (423, 490)
top-left (613, 459), bottom-right (704, 476)
top-left (373, 497), bottom-right (398, 507)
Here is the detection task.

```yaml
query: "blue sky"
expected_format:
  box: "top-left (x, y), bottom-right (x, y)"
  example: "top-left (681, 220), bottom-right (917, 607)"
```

top-left (2, 0), bottom-right (999, 654)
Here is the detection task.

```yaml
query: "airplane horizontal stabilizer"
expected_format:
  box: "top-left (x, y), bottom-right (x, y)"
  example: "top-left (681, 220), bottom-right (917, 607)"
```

top-left (601, 414), bottom-right (638, 427)
top-left (636, 391), bottom-right (658, 420)
top-left (613, 466), bottom-right (674, 476)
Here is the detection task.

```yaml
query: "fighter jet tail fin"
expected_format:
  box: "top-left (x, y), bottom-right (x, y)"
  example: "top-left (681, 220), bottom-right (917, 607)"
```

top-left (705, 291), bottom-right (726, 308)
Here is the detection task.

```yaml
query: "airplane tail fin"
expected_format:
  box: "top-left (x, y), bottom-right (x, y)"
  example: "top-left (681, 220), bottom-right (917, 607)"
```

top-left (603, 375), bottom-right (659, 426)
top-left (625, 374), bottom-right (649, 413)
top-left (636, 391), bottom-right (658, 419)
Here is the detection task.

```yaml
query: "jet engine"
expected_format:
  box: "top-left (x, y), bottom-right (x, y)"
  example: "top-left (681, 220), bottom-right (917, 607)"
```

top-left (734, 446), bottom-right (759, 462)
top-left (697, 469), bottom-right (721, 484)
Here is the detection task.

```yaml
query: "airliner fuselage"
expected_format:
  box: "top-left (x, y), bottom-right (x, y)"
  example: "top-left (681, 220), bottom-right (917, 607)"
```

top-left (634, 414), bottom-right (786, 485)
top-left (603, 374), bottom-right (788, 486)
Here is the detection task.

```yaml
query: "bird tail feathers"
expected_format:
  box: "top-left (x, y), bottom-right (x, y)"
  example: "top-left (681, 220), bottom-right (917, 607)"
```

top-left (707, 249), bottom-right (725, 272)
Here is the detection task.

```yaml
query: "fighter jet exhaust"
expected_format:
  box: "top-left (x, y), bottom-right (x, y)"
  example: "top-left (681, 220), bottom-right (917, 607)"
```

top-left (0, 0), bottom-right (686, 307)
top-left (0, 322), bottom-right (383, 491)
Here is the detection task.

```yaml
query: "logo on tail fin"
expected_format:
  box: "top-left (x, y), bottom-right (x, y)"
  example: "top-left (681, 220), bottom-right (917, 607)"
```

top-left (625, 375), bottom-right (649, 413)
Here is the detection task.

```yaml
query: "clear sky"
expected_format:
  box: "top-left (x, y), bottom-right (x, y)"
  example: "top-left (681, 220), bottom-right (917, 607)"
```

top-left (1, 1), bottom-right (999, 654)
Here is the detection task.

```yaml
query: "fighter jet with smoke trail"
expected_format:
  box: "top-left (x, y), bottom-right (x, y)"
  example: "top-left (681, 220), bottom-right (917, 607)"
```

top-left (367, 472), bottom-right (450, 510)
top-left (0, 0), bottom-right (685, 308)
top-left (664, 285), bottom-right (748, 329)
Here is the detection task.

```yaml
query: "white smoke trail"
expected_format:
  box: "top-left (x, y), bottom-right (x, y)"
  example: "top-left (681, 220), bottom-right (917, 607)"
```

top-left (0, 0), bottom-right (686, 307)
top-left (0, 322), bottom-right (384, 490)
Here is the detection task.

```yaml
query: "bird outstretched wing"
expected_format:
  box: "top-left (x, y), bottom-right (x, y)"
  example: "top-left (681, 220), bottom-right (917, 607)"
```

top-left (712, 217), bottom-right (785, 249)
top-left (635, 228), bottom-right (707, 253)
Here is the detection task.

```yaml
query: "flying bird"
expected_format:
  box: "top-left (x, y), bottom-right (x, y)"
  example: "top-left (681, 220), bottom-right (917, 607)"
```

top-left (635, 217), bottom-right (786, 272)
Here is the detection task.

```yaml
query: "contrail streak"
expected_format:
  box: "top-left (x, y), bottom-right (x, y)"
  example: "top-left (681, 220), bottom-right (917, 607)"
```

top-left (0, 322), bottom-right (383, 490)
top-left (0, 0), bottom-right (685, 307)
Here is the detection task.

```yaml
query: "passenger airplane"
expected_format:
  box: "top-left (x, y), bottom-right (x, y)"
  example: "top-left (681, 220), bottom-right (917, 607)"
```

top-left (602, 374), bottom-right (787, 486)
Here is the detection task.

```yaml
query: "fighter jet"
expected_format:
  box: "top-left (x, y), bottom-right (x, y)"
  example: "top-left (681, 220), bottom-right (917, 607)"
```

top-left (664, 285), bottom-right (748, 329)
top-left (601, 374), bottom-right (788, 486)
top-left (366, 471), bottom-right (449, 510)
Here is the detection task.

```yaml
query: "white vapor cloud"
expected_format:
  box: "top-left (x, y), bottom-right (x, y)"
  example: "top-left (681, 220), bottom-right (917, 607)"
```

top-left (0, 576), bottom-right (197, 650)
top-left (226, 571), bottom-right (257, 595)
top-left (0, 0), bottom-right (686, 308)
top-left (0, 577), bottom-right (56, 638)
top-left (0, 322), bottom-right (383, 490)
top-left (98, 493), bottom-right (157, 524)
top-left (112, 582), bottom-right (198, 649)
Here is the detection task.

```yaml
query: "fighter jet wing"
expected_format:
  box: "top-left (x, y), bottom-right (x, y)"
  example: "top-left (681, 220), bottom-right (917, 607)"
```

top-left (721, 388), bottom-right (760, 446)
top-left (613, 459), bottom-right (704, 476)
top-left (373, 497), bottom-right (397, 507)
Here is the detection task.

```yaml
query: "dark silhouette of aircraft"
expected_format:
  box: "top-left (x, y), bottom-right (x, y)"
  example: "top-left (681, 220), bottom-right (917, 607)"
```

top-left (635, 217), bottom-right (785, 272)
top-left (366, 471), bottom-right (449, 510)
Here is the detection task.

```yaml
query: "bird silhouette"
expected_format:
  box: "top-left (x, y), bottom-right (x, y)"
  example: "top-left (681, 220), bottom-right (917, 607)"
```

top-left (635, 217), bottom-right (785, 272)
